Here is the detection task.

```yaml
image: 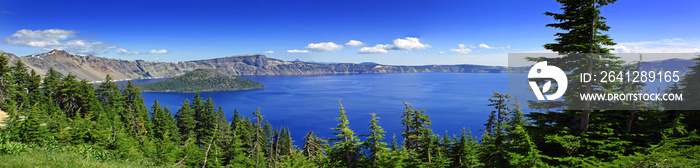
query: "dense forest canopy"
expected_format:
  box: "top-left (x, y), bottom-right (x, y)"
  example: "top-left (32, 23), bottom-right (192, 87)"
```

top-left (135, 69), bottom-right (264, 93)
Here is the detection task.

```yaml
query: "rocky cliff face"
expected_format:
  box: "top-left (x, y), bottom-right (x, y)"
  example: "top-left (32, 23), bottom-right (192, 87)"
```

top-left (1, 50), bottom-right (527, 82)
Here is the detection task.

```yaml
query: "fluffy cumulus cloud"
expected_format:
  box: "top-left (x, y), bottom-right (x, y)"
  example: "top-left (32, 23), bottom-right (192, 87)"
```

top-left (305, 42), bottom-right (344, 52)
top-left (611, 38), bottom-right (700, 53)
top-left (393, 37), bottom-right (431, 50)
top-left (345, 40), bottom-right (365, 47)
top-left (2, 29), bottom-right (115, 55)
top-left (3, 29), bottom-right (78, 47)
top-left (450, 44), bottom-right (473, 54)
top-left (439, 51), bottom-right (446, 55)
top-left (286, 49), bottom-right (310, 53)
top-left (147, 49), bottom-right (168, 54)
top-left (3, 29), bottom-right (168, 55)
top-left (478, 43), bottom-right (509, 49)
top-left (358, 44), bottom-right (391, 54)
top-left (358, 37), bottom-right (430, 54)
top-left (263, 50), bottom-right (274, 54)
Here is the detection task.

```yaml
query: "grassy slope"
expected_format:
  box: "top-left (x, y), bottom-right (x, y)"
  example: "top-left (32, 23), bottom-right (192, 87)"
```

top-left (0, 149), bottom-right (159, 168)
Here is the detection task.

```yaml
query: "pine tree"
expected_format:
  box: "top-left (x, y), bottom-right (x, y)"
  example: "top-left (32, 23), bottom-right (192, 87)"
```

top-left (249, 108), bottom-right (268, 167)
top-left (26, 70), bottom-right (44, 106)
top-left (223, 109), bottom-right (253, 166)
top-left (679, 55), bottom-right (700, 110)
top-left (389, 134), bottom-right (399, 151)
top-left (55, 74), bottom-right (80, 118)
top-left (480, 92), bottom-right (511, 167)
top-left (18, 104), bottom-right (46, 144)
top-left (363, 113), bottom-right (389, 167)
top-left (482, 93), bottom-right (546, 167)
top-left (400, 101), bottom-right (431, 152)
top-left (529, 0), bottom-right (622, 132)
top-left (278, 127), bottom-right (293, 156)
top-left (0, 54), bottom-right (13, 110)
top-left (76, 79), bottom-right (103, 119)
top-left (503, 101), bottom-right (543, 167)
top-left (302, 131), bottom-right (327, 165)
top-left (379, 134), bottom-right (415, 167)
top-left (416, 127), bottom-right (439, 165)
top-left (224, 115), bottom-right (251, 166)
top-left (150, 100), bottom-right (177, 140)
top-left (43, 95), bottom-right (69, 143)
top-left (486, 92), bottom-right (510, 136)
top-left (123, 81), bottom-right (151, 136)
top-left (9, 60), bottom-right (30, 110)
top-left (676, 55), bottom-right (700, 132)
top-left (94, 75), bottom-right (126, 149)
top-left (196, 98), bottom-right (217, 146)
top-left (451, 128), bottom-right (479, 167)
top-left (329, 100), bottom-right (361, 168)
top-left (175, 99), bottom-right (196, 142)
top-left (96, 75), bottom-right (123, 104)
top-left (207, 105), bottom-right (228, 167)
top-left (113, 127), bottom-right (146, 160)
top-left (149, 103), bottom-right (179, 165)
top-left (41, 68), bottom-right (61, 101)
top-left (262, 119), bottom-right (273, 158)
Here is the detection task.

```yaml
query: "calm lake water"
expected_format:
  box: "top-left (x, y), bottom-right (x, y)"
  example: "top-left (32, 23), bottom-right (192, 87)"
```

top-left (135, 73), bottom-right (523, 144)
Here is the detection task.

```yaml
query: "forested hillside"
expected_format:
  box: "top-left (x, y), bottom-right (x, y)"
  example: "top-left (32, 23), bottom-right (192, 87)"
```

top-left (136, 69), bottom-right (264, 92)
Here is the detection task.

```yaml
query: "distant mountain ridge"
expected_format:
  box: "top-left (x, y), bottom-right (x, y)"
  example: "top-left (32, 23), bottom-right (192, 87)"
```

top-left (2, 50), bottom-right (694, 82)
top-left (637, 58), bottom-right (696, 76)
top-left (0, 50), bottom-right (528, 81)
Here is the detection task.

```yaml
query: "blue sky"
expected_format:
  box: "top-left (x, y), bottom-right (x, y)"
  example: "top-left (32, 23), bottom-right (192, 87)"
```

top-left (1, 0), bottom-right (698, 66)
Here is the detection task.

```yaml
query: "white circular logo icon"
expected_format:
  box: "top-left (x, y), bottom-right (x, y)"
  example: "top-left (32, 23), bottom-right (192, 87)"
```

top-left (528, 61), bottom-right (567, 100)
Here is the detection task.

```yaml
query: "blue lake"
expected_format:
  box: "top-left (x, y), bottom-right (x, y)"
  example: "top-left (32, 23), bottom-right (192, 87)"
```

top-left (137, 73), bottom-right (525, 144)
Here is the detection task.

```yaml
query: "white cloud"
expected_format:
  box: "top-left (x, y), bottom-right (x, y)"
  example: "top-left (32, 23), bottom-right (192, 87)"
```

top-left (358, 44), bottom-right (391, 54)
top-left (357, 37), bottom-right (430, 54)
top-left (115, 48), bottom-right (168, 55)
top-left (263, 50), bottom-right (274, 54)
top-left (393, 37), bottom-right (430, 50)
top-left (147, 49), bottom-right (168, 54)
top-left (610, 45), bottom-right (632, 53)
top-left (2, 29), bottom-right (116, 55)
top-left (439, 51), bottom-right (446, 55)
top-left (612, 38), bottom-right (700, 53)
top-left (478, 43), bottom-right (509, 49)
top-left (62, 40), bottom-right (114, 54)
top-left (286, 49), bottom-right (310, 53)
top-left (3, 29), bottom-right (77, 48)
top-left (478, 44), bottom-right (492, 49)
top-left (3, 29), bottom-right (170, 55)
top-left (345, 40), bottom-right (365, 47)
top-left (450, 44), bottom-right (473, 54)
top-left (305, 42), bottom-right (344, 52)
top-left (116, 48), bottom-right (140, 55)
